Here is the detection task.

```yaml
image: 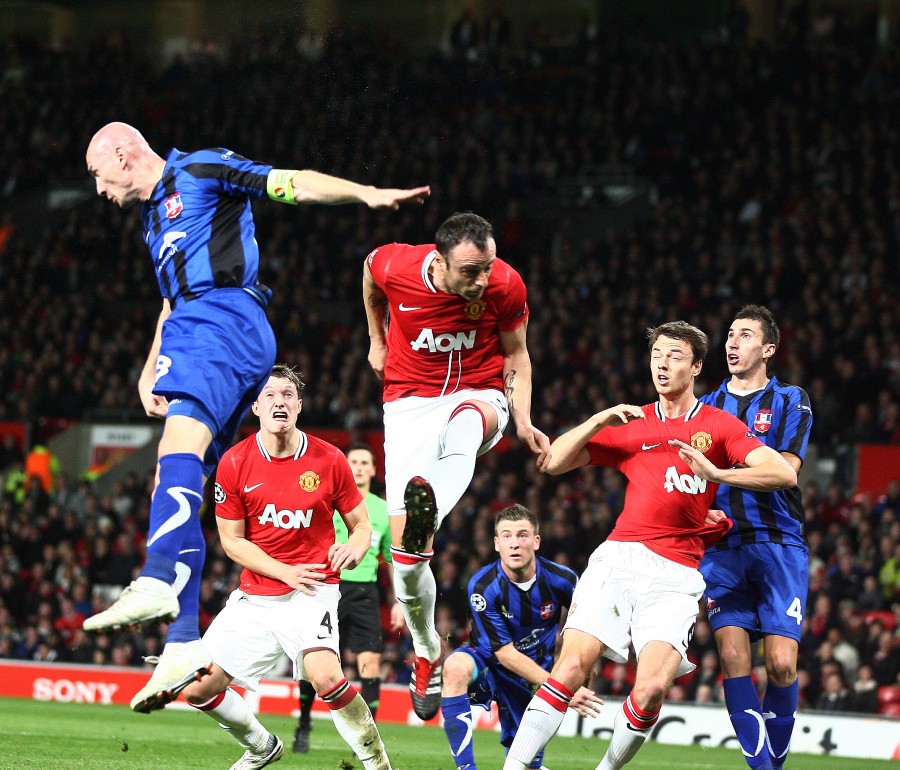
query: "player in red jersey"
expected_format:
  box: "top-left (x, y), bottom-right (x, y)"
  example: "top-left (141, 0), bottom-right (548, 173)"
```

top-left (363, 211), bottom-right (549, 720)
top-left (502, 322), bottom-right (798, 770)
top-left (181, 365), bottom-right (395, 770)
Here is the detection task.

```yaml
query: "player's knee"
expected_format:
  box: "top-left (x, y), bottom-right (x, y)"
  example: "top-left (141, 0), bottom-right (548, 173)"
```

top-left (183, 678), bottom-right (221, 706)
top-left (552, 656), bottom-right (590, 691)
top-left (442, 653), bottom-right (474, 694)
top-left (717, 643), bottom-right (746, 675)
top-left (631, 678), bottom-right (667, 708)
top-left (766, 653), bottom-right (798, 686)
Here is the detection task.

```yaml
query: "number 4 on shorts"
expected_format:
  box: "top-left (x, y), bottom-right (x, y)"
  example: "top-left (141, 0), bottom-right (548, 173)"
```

top-left (786, 597), bottom-right (803, 625)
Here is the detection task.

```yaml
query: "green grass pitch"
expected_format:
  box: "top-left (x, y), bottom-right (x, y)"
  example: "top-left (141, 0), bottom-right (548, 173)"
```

top-left (0, 697), bottom-right (891, 769)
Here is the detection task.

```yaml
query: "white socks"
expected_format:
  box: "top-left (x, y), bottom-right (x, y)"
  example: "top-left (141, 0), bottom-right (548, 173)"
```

top-left (193, 687), bottom-right (268, 751)
top-left (391, 553), bottom-right (441, 661)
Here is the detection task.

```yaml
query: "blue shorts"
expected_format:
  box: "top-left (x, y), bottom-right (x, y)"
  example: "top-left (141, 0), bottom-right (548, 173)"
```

top-left (155, 289), bottom-right (276, 476)
top-left (453, 646), bottom-right (543, 768)
top-left (700, 542), bottom-right (808, 642)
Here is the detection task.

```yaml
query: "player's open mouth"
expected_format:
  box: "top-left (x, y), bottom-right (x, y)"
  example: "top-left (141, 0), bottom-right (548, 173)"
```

top-left (727, 354), bottom-right (739, 364)
top-left (272, 411), bottom-right (288, 421)
top-left (657, 375), bottom-right (669, 385)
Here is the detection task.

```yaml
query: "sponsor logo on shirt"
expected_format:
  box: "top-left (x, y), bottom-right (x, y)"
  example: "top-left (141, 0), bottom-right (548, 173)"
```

top-left (258, 504), bottom-right (313, 529)
top-left (298, 471), bottom-right (320, 492)
top-left (754, 409), bottom-right (773, 433)
top-left (410, 328), bottom-right (476, 353)
top-left (663, 466), bottom-right (708, 495)
top-left (164, 193), bottom-right (183, 219)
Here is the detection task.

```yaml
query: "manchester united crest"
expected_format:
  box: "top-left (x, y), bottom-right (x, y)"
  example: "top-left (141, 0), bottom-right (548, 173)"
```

top-left (464, 299), bottom-right (486, 320)
top-left (298, 471), bottom-right (320, 492)
top-left (690, 431), bottom-right (713, 453)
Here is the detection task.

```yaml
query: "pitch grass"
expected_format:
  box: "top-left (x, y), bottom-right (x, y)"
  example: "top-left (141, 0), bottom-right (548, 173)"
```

top-left (0, 697), bottom-right (891, 770)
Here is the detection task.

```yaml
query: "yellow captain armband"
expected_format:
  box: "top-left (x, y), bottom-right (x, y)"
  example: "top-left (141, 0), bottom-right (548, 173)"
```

top-left (267, 169), bottom-right (299, 204)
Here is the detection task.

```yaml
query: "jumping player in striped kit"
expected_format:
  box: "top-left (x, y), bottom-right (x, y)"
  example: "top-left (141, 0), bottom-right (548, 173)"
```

top-left (699, 305), bottom-right (813, 770)
top-left (83, 121), bottom-right (429, 714)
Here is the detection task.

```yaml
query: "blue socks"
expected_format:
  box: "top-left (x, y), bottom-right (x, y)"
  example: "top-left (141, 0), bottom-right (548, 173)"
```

top-left (165, 521), bottom-right (206, 643)
top-left (442, 695), bottom-right (476, 770)
top-left (723, 676), bottom-right (773, 770)
top-left (763, 680), bottom-right (798, 769)
top-left (142, 453), bottom-right (203, 583)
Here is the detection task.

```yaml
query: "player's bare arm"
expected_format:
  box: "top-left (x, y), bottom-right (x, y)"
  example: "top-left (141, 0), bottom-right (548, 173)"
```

top-left (331, 500), bottom-right (373, 572)
top-left (545, 405), bottom-right (644, 476)
top-left (137, 298), bottom-right (172, 419)
top-left (669, 441), bottom-right (797, 490)
top-left (362, 261), bottom-right (389, 379)
top-left (216, 516), bottom-right (327, 595)
top-left (494, 642), bottom-right (604, 717)
top-left (499, 323), bottom-right (550, 463)
top-left (290, 169), bottom-right (430, 209)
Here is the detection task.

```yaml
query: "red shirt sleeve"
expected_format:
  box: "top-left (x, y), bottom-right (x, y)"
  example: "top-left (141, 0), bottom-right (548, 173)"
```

top-left (721, 412), bottom-right (765, 465)
top-left (366, 243), bottom-right (393, 288)
top-left (585, 424), bottom-right (630, 470)
top-left (214, 449), bottom-right (246, 522)
top-left (331, 451), bottom-right (364, 514)
top-left (496, 265), bottom-right (529, 333)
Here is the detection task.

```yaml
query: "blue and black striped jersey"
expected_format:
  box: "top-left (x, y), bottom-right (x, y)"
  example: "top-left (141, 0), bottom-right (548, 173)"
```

top-left (141, 148), bottom-right (273, 307)
top-left (467, 556), bottom-right (577, 670)
top-left (700, 377), bottom-right (812, 550)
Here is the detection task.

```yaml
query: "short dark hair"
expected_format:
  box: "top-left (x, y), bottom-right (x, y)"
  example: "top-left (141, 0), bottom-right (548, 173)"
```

top-left (494, 503), bottom-right (539, 535)
top-left (435, 211), bottom-right (493, 257)
top-left (734, 304), bottom-right (780, 348)
top-left (647, 321), bottom-right (709, 363)
top-left (270, 363), bottom-right (305, 396)
top-left (346, 442), bottom-right (375, 464)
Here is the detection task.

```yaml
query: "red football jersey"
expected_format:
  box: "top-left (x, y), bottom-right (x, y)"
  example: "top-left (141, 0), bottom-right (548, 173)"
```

top-left (367, 243), bottom-right (529, 401)
top-left (586, 401), bottom-right (763, 568)
top-left (215, 431), bottom-right (363, 595)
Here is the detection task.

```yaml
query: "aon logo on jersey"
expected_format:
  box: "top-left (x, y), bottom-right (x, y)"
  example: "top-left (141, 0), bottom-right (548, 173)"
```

top-left (259, 504), bottom-right (313, 528)
top-left (664, 466), bottom-right (708, 495)
top-left (411, 329), bottom-right (476, 353)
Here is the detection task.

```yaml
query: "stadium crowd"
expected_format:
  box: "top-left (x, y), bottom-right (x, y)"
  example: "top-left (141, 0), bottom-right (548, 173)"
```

top-left (1, 10), bottom-right (899, 717)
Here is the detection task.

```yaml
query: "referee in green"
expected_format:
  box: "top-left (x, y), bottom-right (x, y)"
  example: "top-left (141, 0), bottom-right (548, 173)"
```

top-left (294, 443), bottom-right (405, 753)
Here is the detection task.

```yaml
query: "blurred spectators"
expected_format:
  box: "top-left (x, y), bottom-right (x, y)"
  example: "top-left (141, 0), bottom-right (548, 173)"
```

top-left (0, 13), bottom-right (898, 717)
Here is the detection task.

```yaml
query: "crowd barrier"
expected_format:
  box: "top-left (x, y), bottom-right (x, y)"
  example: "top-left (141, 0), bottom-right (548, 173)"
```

top-left (2, 660), bottom-right (897, 761)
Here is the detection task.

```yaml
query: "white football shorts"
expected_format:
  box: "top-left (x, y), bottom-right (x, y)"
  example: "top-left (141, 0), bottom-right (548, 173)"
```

top-left (564, 540), bottom-right (705, 677)
top-left (202, 584), bottom-right (340, 690)
top-left (383, 388), bottom-right (509, 517)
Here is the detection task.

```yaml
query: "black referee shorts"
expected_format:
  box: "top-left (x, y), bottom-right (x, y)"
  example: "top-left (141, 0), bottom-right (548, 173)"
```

top-left (338, 581), bottom-right (384, 654)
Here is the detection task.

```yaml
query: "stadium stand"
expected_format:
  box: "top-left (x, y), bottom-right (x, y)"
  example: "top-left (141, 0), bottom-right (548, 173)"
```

top-left (0, 10), bottom-right (898, 715)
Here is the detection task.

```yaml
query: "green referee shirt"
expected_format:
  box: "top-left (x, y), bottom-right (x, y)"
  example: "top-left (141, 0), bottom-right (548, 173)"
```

top-left (333, 491), bottom-right (391, 583)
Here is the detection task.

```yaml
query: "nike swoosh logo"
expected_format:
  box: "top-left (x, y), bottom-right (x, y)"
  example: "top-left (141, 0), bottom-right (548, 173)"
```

top-left (641, 443), bottom-right (661, 451)
top-left (398, 303), bottom-right (422, 311)
top-left (244, 483), bottom-right (264, 493)
top-left (317, 634), bottom-right (331, 639)
top-left (147, 487), bottom-right (202, 547)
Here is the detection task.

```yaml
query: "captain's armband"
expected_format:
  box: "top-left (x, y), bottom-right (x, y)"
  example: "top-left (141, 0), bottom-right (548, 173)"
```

top-left (267, 169), bottom-right (299, 204)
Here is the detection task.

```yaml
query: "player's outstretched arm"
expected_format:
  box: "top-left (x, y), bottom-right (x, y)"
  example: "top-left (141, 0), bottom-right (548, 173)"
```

top-left (363, 261), bottom-right (389, 379)
top-left (137, 299), bottom-right (172, 419)
top-left (499, 323), bottom-right (550, 463)
top-left (669, 441), bottom-right (797, 491)
top-left (289, 170), bottom-right (430, 209)
top-left (545, 405), bottom-right (644, 475)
